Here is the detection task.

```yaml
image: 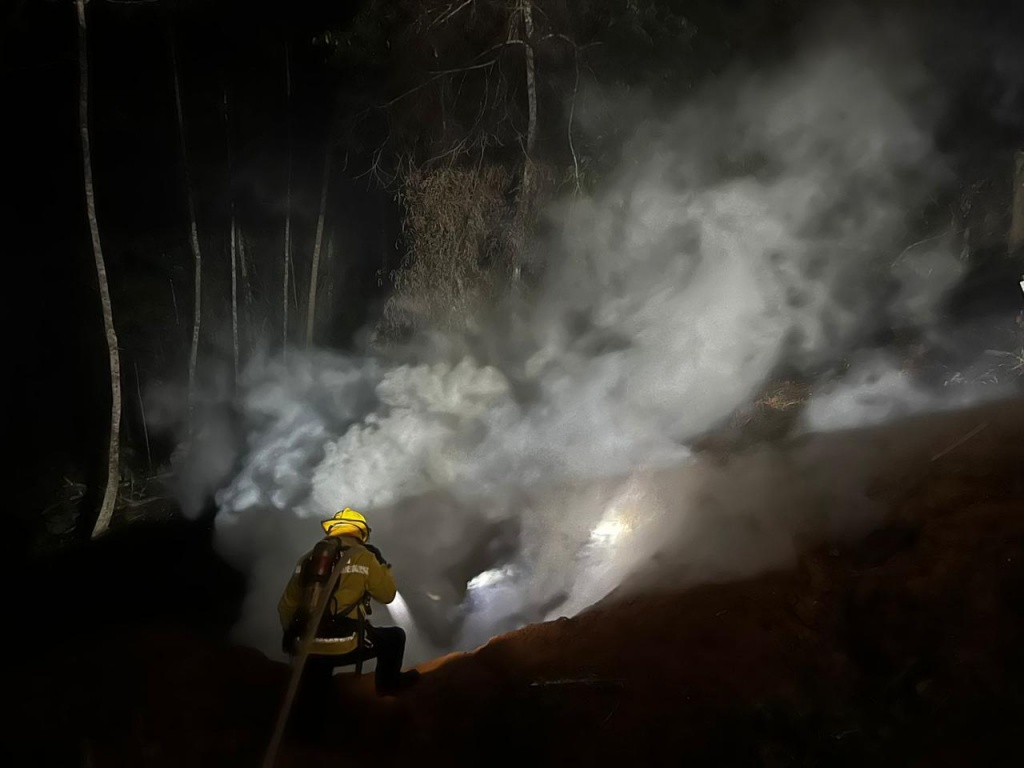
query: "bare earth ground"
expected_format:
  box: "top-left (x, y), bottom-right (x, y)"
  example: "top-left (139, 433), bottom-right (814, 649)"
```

top-left (5, 398), bottom-right (1024, 767)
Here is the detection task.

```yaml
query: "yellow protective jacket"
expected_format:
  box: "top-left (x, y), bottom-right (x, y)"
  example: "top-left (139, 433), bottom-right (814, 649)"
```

top-left (277, 536), bottom-right (397, 655)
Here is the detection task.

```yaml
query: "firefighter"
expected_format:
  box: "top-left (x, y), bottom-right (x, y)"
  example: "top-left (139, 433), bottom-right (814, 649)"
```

top-left (278, 507), bottom-right (420, 701)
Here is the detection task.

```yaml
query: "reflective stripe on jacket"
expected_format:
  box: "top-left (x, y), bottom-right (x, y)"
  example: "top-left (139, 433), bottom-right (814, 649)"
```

top-left (277, 536), bottom-right (397, 655)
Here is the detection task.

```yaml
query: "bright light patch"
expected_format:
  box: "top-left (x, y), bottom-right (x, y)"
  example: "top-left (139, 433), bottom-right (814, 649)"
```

top-left (589, 512), bottom-right (633, 547)
top-left (388, 590), bottom-right (413, 627)
top-left (468, 566), bottom-right (515, 590)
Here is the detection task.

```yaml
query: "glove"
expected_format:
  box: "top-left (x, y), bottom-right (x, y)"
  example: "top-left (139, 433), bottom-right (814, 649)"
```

top-left (282, 627), bottom-right (301, 655)
top-left (282, 615), bottom-right (305, 655)
top-left (364, 543), bottom-right (389, 567)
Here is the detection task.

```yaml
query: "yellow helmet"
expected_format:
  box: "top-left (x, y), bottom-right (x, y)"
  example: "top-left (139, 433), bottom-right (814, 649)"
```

top-left (320, 507), bottom-right (370, 541)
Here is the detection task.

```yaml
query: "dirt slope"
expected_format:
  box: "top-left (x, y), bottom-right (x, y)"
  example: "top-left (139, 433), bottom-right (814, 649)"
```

top-left (5, 399), bottom-right (1024, 767)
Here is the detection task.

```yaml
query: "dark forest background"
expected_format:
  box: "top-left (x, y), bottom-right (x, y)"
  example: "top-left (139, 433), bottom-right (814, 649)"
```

top-left (3, 0), bottom-right (1022, 564)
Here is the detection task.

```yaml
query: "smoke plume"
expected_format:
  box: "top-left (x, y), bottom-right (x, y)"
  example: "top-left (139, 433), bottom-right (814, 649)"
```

top-left (176, 19), bottom-right (1018, 663)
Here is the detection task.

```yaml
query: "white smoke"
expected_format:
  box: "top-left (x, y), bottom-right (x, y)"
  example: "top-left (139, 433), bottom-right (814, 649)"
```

top-left (800, 351), bottom-right (1011, 432)
top-left (187, 25), bottom-right (1011, 664)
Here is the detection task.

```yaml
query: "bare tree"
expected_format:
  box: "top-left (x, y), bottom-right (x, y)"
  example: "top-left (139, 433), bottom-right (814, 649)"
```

top-left (508, 0), bottom-right (537, 282)
top-left (282, 41), bottom-right (293, 353)
top-left (76, 0), bottom-right (122, 538)
top-left (305, 140), bottom-right (334, 347)
top-left (238, 229), bottom-right (255, 347)
top-left (170, 31), bottom-right (202, 431)
top-left (222, 84), bottom-right (240, 384)
top-left (324, 232), bottom-right (336, 315)
top-left (230, 220), bottom-right (239, 377)
top-left (1011, 150), bottom-right (1024, 253)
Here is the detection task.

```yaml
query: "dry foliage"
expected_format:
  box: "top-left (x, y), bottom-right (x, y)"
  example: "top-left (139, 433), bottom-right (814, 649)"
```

top-left (380, 163), bottom-right (513, 337)
top-left (754, 380), bottom-right (812, 413)
top-left (725, 379), bottom-right (813, 443)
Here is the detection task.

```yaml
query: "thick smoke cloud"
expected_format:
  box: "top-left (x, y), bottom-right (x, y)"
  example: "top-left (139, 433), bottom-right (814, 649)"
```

top-left (178, 22), bottom-right (1015, 664)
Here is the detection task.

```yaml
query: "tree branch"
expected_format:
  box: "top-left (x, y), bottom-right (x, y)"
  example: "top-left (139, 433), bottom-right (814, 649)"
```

top-left (428, 0), bottom-right (477, 30)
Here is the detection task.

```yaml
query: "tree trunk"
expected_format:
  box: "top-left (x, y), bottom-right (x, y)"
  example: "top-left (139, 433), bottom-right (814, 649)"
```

top-left (282, 41), bottom-right (293, 353)
top-left (521, 0), bottom-right (537, 159)
top-left (238, 229), bottom-right (255, 347)
top-left (305, 139), bottom-right (333, 347)
top-left (77, 0), bottom-right (122, 539)
top-left (134, 361), bottom-right (152, 472)
top-left (170, 31), bottom-right (202, 433)
top-left (230, 221), bottom-right (239, 378)
top-left (1011, 150), bottom-right (1024, 253)
top-left (223, 84), bottom-right (240, 385)
top-left (508, 0), bottom-right (537, 283)
top-left (324, 232), bottom-right (335, 328)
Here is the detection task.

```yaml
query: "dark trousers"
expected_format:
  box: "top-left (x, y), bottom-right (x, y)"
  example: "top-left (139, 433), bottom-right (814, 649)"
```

top-left (300, 624), bottom-right (407, 707)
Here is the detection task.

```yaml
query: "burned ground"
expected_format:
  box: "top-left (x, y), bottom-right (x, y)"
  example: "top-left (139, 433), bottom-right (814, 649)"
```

top-left (5, 398), bottom-right (1023, 767)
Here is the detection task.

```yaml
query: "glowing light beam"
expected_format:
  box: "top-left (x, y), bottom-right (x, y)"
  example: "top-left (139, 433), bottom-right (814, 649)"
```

top-left (388, 590), bottom-right (414, 628)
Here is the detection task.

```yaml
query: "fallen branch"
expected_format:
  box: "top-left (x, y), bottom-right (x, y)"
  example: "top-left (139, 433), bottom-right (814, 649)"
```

top-left (122, 496), bottom-right (173, 509)
top-left (930, 422), bottom-right (989, 462)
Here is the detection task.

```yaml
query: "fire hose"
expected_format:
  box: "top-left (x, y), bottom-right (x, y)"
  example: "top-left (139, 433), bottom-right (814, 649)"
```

top-left (261, 546), bottom-right (354, 768)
